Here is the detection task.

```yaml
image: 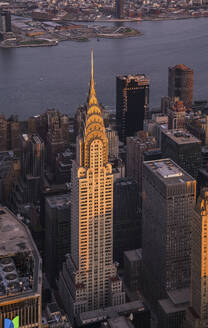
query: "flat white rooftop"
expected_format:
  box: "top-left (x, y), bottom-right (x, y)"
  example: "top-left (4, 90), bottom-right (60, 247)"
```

top-left (154, 161), bottom-right (183, 179)
top-left (144, 159), bottom-right (195, 184)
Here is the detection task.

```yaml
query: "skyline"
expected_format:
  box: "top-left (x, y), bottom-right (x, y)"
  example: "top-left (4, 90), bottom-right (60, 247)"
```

top-left (0, 8), bottom-right (208, 328)
top-left (0, 18), bottom-right (207, 118)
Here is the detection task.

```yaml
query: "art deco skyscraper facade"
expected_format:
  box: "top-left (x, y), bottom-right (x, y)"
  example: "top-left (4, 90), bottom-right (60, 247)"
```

top-left (185, 189), bottom-right (208, 328)
top-left (58, 51), bottom-right (125, 320)
top-left (116, 74), bottom-right (149, 143)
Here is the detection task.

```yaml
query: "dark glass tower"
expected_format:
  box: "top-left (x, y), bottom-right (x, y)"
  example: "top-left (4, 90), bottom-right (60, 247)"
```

top-left (116, 74), bottom-right (149, 143)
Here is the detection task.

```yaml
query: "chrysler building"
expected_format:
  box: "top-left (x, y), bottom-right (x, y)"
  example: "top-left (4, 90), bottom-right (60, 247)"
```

top-left (58, 50), bottom-right (125, 320)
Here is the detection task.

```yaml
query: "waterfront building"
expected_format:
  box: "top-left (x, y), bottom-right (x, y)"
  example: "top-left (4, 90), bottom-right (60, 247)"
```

top-left (58, 51), bottom-right (125, 320)
top-left (142, 159), bottom-right (196, 309)
top-left (116, 74), bottom-right (149, 143)
top-left (168, 64), bottom-right (193, 108)
top-left (0, 10), bottom-right (11, 33)
top-left (115, 0), bottom-right (124, 18)
top-left (185, 188), bottom-right (208, 328)
top-left (0, 206), bottom-right (42, 327)
top-left (161, 129), bottom-right (201, 179)
top-left (45, 193), bottom-right (71, 286)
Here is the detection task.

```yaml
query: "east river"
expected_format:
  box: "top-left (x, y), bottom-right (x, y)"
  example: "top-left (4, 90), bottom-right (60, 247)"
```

top-left (0, 18), bottom-right (208, 119)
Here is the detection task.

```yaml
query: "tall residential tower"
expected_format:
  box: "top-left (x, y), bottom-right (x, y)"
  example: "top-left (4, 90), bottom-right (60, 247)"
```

top-left (58, 51), bottom-right (125, 320)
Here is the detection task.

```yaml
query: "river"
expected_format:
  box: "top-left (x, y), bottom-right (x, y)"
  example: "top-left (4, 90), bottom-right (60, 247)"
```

top-left (0, 18), bottom-right (208, 119)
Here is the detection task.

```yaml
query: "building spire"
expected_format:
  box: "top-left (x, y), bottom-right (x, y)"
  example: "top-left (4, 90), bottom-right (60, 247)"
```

top-left (88, 48), bottom-right (98, 106)
top-left (91, 48), bottom-right (94, 84)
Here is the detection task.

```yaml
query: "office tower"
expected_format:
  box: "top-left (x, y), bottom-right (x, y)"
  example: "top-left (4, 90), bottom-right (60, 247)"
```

top-left (7, 115), bottom-right (21, 151)
top-left (45, 193), bottom-right (71, 286)
top-left (0, 151), bottom-right (20, 205)
top-left (106, 126), bottom-right (119, 160)
top-left (202, 114), bottom-right (208, 147)
top-left (0, 206), bottom-right (42, 327)
top-left (113, 178), bottom-right (140, 266)
top-left (0, 115), bottom-right (20, 151)
top-left (0, 115), bottom-right (8, 151)
top-left (168, 64), bottom-right (193, 108)
top-left (111, 158), bottom-right (125, 182)
top-left (55, 149), bottom-right (74, 184)
top-left (116, 74), bottom-right (149, 143)
top-left (161, 129), bottom-right (201, 179)
top-left (142, 159), bottom-right (196, 307)
top-left (20, 134), bottom-right (44, 180)
top-left (29, 110), bottom-right (69, 148)
top-left (144, 113), bottom-right (168, 147)
top-left (168, 100), bottom-right (186, 129)
top-left (47, 114), bottom-right (65, 169)
top-left (12, 134), bottom-right (45, 210)
top-left (124, 249), bottom-right (142, 292)
top-left (115, 0), bottom-right (124, 18)
top-left (127, 132), bottom-right (157, 207)
top-left (0, 10), bottom-right (11, 33)
top-left (185, 188), bottom-right (208, 328)
top-left (161, 96), bottom-right (171, 115)
top-left (58, 51), bottom-right (125, 320)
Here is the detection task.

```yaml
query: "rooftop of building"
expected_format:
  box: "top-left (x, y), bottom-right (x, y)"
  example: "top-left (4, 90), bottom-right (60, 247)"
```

top-left (105, 316), bottom-right (135, 328)
top-left (169, 64), bottom-right (193, 72)
top-left (162, 129), bottom-right (201, 145)
top-left (78, 301), bottom-right (145, 326)
top-left (167, 287), bottom-right (190, 305)
top-left (124, 249), bottom-right (142, 262)
top-left (144, 159), bottom-right (195, 184)
top-left (0, 207), bottom-right (41, 303)
top-left (117, 74), bottom-right (149, 83)
top-left (158, 288), bottom-right (190, 314)
top-left (170, 100), bottom-right (186, 112)
top-left (127, 132), bottom-right (156, 146)
top-left (114, 177), bottom-right (137, 187)
top-left (46, 193), bottom-right (71, 209)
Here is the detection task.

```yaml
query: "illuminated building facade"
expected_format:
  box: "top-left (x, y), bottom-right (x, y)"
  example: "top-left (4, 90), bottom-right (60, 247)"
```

top-left (185, 188), bottom-right (208, 328)
top-left (58, 51), bottom-right (125, 320)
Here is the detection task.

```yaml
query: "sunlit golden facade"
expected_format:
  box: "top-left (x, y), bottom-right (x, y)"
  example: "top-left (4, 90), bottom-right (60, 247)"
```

top-left (58, 50), bottom-right (125, 320)
top-left (185, 189), bottom-right (208, 328)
